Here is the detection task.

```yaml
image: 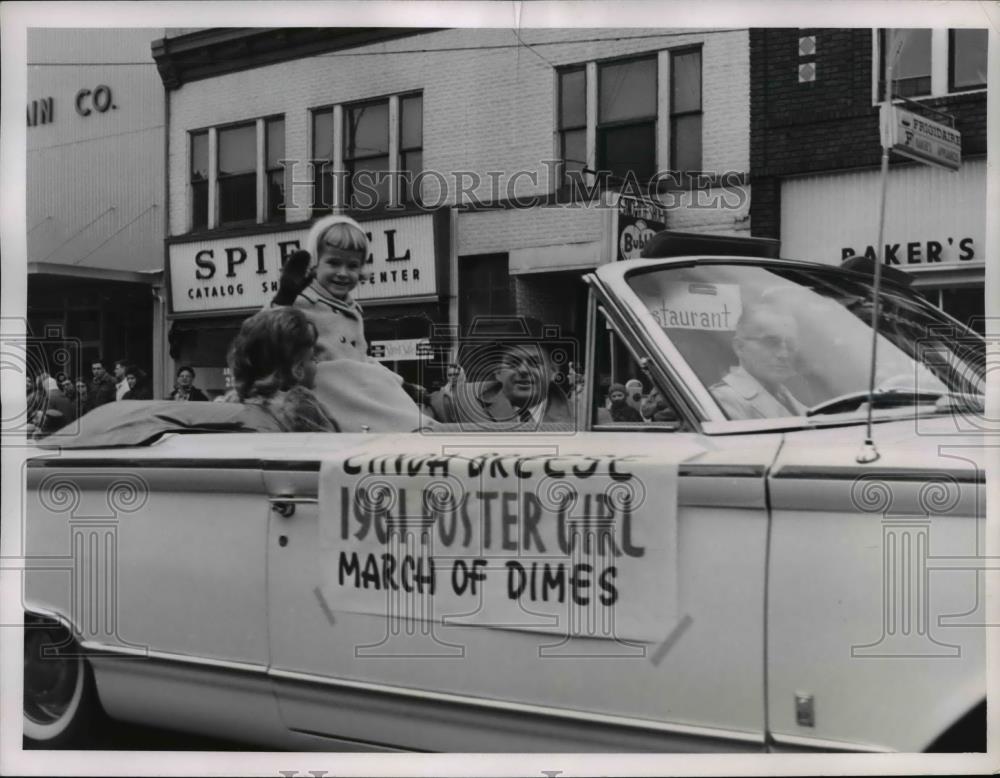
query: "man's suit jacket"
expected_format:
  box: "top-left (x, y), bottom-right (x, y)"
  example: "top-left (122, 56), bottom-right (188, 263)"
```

top-left (445, 380), bottom-right (575, 428)
top-left (709, 366), bottom-right (806, 420)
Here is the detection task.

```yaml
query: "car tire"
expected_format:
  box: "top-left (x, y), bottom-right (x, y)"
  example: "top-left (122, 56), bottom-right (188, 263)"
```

top-left (23, 615), bottom-right (106, 748)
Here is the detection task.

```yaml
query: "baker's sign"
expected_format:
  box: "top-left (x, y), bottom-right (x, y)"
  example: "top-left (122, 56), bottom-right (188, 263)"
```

top-left (317, 448), bottom-right (678, 642)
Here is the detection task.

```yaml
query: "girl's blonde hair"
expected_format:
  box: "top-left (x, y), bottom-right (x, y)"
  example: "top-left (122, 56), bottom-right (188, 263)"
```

top-left (305, 214), bottom-right (369, 266)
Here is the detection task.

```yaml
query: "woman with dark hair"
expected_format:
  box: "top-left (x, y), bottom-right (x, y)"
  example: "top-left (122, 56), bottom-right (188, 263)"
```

top-left (169, 365), bottom-right (209, 401)
top-left (226, 307), bottom-right (339, 432)
top-left (122, 367), bottom-right (152, 400)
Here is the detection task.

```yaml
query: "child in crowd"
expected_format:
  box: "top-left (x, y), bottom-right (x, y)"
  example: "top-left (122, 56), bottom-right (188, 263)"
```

top-left (269, 214), bottom-right (426, 432)
top-left (226, 307), bottom-right (338, 432)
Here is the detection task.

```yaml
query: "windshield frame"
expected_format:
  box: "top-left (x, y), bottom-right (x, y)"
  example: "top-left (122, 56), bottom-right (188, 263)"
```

top-left (591, 255), bottom-right (984, 435)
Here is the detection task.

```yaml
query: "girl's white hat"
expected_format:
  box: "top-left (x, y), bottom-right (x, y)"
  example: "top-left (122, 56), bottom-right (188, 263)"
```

top-left (304, 214), bottom-right (369, 268)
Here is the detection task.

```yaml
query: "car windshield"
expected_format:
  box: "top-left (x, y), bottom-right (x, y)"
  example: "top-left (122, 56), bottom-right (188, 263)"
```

top-left (627, 262), bottom-right (985, 421)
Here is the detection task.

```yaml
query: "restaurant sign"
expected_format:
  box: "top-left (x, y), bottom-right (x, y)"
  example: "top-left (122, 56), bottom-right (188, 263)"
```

top-left (168, 213), bottom-right (440, 315)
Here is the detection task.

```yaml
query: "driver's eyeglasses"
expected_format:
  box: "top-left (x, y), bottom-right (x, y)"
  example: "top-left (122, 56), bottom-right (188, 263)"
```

top-left (743, 335), bottom-right (798, 352)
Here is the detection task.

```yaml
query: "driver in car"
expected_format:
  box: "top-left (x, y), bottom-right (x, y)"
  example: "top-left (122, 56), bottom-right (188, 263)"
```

top-left (710, 305), bottom-right (807, 420)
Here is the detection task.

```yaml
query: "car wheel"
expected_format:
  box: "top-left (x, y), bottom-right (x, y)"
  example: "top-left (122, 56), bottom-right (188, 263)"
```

top-left (23, 615), bottom-right (104, 747)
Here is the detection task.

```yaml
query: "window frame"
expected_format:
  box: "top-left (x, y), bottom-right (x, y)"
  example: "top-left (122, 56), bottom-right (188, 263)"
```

top-left (264, 115), bottom-right (286, 223)
top-left (189, 130), bottom-right (209, 231)
top-left (557, 65), bottom-right (588, 188)
top-left (948, 28), bottom-right (988, 93)
top-left (669, 46), bottom-right (703, 174)
top-left (397, 91), bottom-right (424, 205)
top-left (873, 28), bottom-right (988, 104)
top-left (595, 53), bottom-right (659, 185)
top-left (342, 96), bottom-right (391, 210)
top-left (187, 115), bottom-right (286, 232)
top-left (310, 105), bottom-right (336, 215)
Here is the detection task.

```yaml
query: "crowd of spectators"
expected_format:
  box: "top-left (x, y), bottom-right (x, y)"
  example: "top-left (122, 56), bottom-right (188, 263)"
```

top-left (23, 357), bottom-right (208, 439)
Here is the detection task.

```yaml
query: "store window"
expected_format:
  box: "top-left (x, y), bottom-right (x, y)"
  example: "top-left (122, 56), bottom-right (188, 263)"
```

top-left (190, 131), bottom-right (208, 230)
top-left (344, 98), bottom-right (390, 209)
top-left (670, 49), bottom-right (702, 173)
top-left (189, 116), bottom-right (286, 231)
top-left (398, 93), bottom-right (423, 203)
top-left (878, 28), bottom-right (988, 100)
top-left (597, 56), bottom-right (657, 183)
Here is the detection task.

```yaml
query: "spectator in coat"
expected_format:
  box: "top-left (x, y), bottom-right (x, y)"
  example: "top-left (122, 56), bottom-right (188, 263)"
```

top-left (169, 366), bottom-right (209, 402)
top-left (607, 383), bottom-right (643, 422)
top-left (89, 359), bottom-right (117, 408)
top-left (113, 358), bottom-right (131, 400)
top-left (122, 367), bottom-right (152, 400)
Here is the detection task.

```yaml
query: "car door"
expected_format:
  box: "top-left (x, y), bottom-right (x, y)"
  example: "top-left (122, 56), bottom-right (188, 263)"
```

top-left (264, 288), bottom-right (779, 752)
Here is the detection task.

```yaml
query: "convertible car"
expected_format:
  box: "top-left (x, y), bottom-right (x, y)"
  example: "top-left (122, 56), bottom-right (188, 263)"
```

top-left (21, 234), bottom-right (987, 752)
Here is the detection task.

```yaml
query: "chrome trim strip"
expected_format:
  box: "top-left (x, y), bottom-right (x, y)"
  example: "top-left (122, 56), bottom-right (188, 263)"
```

top-left (772, 466), bottom-right (984, 484)
top-left (769, 732), bottom-right (890, 753)
top-left (679, 464), bottom-right (766, 478)
top-left (267, 496), bottom-right (319, 504)
top-left (27, 458), bottom-right (322, 471)
top-left (79, 640), bottom-right (269, 675)
top-left (269, 667), bottom-right (764, 745)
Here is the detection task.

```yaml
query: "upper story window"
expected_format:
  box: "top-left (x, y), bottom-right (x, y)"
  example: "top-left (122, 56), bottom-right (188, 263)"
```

top-left (188, 115), bottom-right (286, 231)
top-left (558, 67), bottom-right (587, 187)
top-left (344, 98), bottom-right (390, 209)
top-left (557, 48), bottom-right (703, 191)
top-left (398, 93), bottom-right (423, 204)
top-left (950, 29), bottom-right (988, 92)
top-left (878, 28), bottom-right (988, 100)
top-left (597, 56), bottom-right (658, 184)
top-left (190, 131), bottom-right (208, 230)
top-left (217, 122), bottom-right (256, 224)
top-left (310, 92), bottom-right (424, 213)
top-left (670, 49), bottom-right (702, 174)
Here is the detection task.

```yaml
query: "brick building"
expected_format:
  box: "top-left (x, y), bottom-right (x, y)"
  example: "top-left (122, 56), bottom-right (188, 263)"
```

top-left (749, 28), bottom-right (988, 332)
top-left (152, 27), bottom-right (751, 393)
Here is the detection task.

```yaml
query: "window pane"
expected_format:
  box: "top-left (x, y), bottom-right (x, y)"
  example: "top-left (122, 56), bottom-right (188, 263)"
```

top-left (886, 29), bottom-right (931, 96)
top-left (598, 122), bottom-right (656, 182)
top-left (599, 58), bottom-right (656, 123)
top-left (218, 172), bottom-right (256, 223)
top-left (313, 163), bottom-right (334, 214)
top-left (191, 181), bottom-right (208, 229)
top-left (266, 117), bottom-right (284, 169)
top-left (312, 108), bottom-right (333, 161)
top-left (400, 94), bottom-right (423, 149)
top-left (345, 101), bottom-right (389, 159)
top-left (671, 113), bottom-right (702, 172)
top-left (347, 156), bottom-right (390, 208)
top-left (671, 51), bottom-right (701, 114)
top-left (559, 68), bottom-right (586, 128)
top-left (951, 28), bottom-right (988, 90)
top-left (561, 128), bottom-right (586, 181)
top-left (400, 150), bottom-right (422, 203)
top-left (267, 169), bottom-right (285, 222)
top-left (218, 124), bottom-right (256, 176)
top-left (191, 132), bottom-right (208, 180)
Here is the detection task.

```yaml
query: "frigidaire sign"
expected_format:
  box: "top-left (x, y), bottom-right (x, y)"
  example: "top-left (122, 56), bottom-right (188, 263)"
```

top-left (167, 213), bottom-right (442, 315)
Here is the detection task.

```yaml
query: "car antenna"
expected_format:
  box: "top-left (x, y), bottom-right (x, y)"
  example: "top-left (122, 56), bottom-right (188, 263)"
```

top-left (857, 31), bottom-right (907, 465)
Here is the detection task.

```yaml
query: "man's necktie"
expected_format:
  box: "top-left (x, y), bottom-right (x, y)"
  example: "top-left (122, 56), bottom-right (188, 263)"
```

top-left (518, 405), bottom-right (533, 423)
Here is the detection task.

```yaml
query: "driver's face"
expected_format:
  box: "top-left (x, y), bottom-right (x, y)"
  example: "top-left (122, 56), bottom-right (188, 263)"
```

top-left (735, 311), bottom-right (799, 389)
top-left (496, 345), bottom-right (548, 408)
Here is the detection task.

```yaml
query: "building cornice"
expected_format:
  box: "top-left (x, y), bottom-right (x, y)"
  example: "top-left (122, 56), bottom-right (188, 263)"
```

top-left (151, 27), bottom-right (442, 90)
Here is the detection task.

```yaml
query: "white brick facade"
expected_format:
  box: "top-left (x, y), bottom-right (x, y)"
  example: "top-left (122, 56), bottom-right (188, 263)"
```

top-left (166, 28), bottom-right (750, 247)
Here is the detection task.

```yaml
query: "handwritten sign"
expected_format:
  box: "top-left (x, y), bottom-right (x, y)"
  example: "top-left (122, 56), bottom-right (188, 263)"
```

top-left (647, 283), bottom-right (742, 331)
top-left (318, 448), bottom-right (678, 642)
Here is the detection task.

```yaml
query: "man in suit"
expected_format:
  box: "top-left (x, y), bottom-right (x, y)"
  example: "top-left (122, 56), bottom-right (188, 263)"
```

top-left (709, 305), bottom-right (807, 420)
top-left (448, 339), bottom-right (575, 429)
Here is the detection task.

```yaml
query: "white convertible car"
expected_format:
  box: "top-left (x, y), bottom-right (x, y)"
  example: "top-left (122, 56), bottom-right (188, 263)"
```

top-left (22, 234), bottom-right (987, 752)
